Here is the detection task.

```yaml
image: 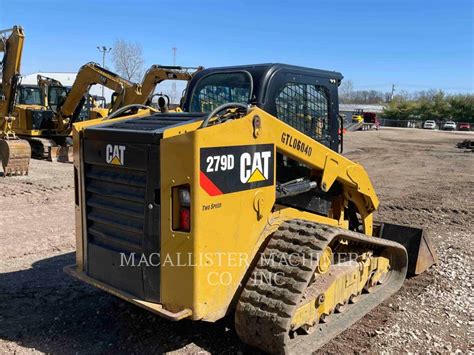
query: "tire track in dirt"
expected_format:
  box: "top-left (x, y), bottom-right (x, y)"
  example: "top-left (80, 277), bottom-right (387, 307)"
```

top-left (1, 182), bottom-right (72, 199)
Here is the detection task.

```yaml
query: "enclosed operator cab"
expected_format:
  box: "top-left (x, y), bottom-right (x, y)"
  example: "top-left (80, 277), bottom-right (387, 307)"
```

top-left (184, 64), bottom-right (342, 151)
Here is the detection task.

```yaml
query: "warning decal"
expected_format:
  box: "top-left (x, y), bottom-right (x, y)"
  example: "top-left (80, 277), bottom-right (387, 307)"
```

top-left (200, 144), bottom-right (275, 196)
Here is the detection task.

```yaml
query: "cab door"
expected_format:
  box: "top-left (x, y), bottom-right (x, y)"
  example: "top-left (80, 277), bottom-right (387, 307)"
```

top-left (263, 69), bottom-right (340, 152)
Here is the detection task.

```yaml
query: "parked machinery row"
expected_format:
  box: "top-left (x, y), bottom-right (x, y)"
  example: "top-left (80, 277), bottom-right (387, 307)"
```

top-left (0, 25), bottom-right (201, 174)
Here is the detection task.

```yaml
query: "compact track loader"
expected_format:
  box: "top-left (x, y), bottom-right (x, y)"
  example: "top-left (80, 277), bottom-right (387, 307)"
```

top-left (66, 64), bottom-right (436, 353)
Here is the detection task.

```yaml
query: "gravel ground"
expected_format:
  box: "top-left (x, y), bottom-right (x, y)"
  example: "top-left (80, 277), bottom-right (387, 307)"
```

top-left (0, 127), bottom-right (472, 354)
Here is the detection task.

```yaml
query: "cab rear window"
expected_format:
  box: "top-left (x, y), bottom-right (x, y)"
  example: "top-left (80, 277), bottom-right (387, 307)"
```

top-left (190, 72), bottom-right (251, 113)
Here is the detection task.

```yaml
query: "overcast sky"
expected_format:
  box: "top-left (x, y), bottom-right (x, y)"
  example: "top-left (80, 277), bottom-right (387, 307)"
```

top-left (1, 0), bottom-right (473, 94)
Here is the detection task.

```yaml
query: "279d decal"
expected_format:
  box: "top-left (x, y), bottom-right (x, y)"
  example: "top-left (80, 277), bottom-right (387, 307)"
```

top-left (200, 144), bottom-right (275, 196)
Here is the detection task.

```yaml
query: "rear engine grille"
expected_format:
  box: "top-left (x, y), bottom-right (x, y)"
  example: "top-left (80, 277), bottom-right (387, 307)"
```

top-left (85, 164), bottom-right (146, 254)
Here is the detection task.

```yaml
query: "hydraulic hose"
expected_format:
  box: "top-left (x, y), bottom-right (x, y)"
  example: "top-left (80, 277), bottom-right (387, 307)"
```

top-left (199, 102), bottom-right (249, 128)
top-left (106, 104), bottom-right (157, 120)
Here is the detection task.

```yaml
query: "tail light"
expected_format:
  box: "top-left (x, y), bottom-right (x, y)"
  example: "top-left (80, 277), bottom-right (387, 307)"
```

top-left (172, 185), bottom-right (191, 232)
top-left (179, 206), bottom-right (191, 231)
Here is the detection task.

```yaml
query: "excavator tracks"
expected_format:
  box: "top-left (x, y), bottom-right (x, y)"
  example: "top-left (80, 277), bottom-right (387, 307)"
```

top-left (0, 139), bottom-right (31, 176)
top-left (27, 137), bottom-right (72, 162)
top-left (27, 137), bottom-right (54, 159)
top-left (235, 219), bottom-right (408, 354)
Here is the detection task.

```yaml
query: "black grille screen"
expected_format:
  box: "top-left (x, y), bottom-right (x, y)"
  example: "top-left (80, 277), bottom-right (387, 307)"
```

top-left (83, 141), bottom-right (161, 301)
top-left (85, 163), bottom-right (146, 254)
top-left (275, 83), bottom-right (330, 145)
top-left (107, 116), bottom-right (193, 131)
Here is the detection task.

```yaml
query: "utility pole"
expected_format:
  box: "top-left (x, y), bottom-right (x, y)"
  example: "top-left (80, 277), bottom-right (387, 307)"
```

top-left (97, 45), bottom-right (112, 98)
top-left (390, 83), bottom-right (396, 101)
top-left (172, 47), bottom-right (177, 103)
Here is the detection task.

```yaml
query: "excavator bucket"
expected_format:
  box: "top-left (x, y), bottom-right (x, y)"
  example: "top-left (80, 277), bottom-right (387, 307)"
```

top-left (377, 222), bottom-right (438, 275)
top-left (0, 139), bottom-right (31, 176)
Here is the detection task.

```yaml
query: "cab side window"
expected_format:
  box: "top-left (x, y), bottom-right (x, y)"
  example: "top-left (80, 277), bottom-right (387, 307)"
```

top-left (275, 83), bottom-right (330, 146)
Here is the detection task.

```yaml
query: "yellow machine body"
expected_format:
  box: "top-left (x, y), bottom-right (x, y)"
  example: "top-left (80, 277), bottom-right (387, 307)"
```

top-left (158, 108), bottom-right (378, 320)
top-left (352, 109), bottom-right (364, 123)
top-left (67, 64), bottom-right (436, 353)
top-left (70, 107), bottom-right (379, 319)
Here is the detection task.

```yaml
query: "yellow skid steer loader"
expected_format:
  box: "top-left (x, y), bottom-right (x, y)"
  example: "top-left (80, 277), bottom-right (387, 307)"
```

top-left (66, 64), bottom-right (436, 353)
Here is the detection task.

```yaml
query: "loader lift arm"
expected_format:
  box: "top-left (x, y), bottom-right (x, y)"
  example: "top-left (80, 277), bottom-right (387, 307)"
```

top-left (202, 105), bottom-right (379, 236)
top-left (262, 107), bottom-right (378, 235)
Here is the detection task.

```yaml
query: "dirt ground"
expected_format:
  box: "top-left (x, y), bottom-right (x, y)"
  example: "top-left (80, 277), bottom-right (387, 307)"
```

top-left (0, 127), bottom-right (473, 354)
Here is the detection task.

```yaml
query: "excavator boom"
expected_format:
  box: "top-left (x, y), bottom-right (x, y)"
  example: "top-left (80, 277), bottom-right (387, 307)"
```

top-left (109, 65), bottom-right (202, 111)
top-left (0, 26), bottom-right (30, 175)
top-left (56, 62), bottom-right (142, 131)
top-left (1, 26), bottom-right (24, 123)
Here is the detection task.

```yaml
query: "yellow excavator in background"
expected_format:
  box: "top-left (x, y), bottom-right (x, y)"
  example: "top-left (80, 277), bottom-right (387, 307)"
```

top-left (53, 62), bottom-right (142, 126)
top-left (0, 24), bottom-right (201, 174)
top-left (0, 26), bottom-right (31, 175)
top-left (71, 65), bottom-right (203, 129)
top-left (38, 73), bottom-right (109, 122)
top-left (112, 64), bottom-right (203, 111)
top-left (29, 62), bottom-right (143, 160)
top-left (34, 63), bottom-right (202, 160)
top-left (0, 25), bottom-right (145, 169)
top-left (35, 63), bottom-right (202, 159)
top-left (37, 74), bottom-right (107, 120)
top-left (0, 25), bottom-right (69, 164)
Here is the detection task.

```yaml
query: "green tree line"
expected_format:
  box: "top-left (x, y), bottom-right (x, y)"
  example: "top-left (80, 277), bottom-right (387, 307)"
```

top-left (340, 80), bottom-right (474, 123)
top-left (383, 91), bottom-right (474, 122)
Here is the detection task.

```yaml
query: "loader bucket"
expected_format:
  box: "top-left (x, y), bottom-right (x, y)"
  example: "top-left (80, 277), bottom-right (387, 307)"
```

top-left (377, 222), bottom-right (437, 276)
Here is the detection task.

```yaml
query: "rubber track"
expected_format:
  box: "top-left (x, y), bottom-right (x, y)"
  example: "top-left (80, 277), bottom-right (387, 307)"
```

top-left (234, 219), bottom-right (408, 354)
